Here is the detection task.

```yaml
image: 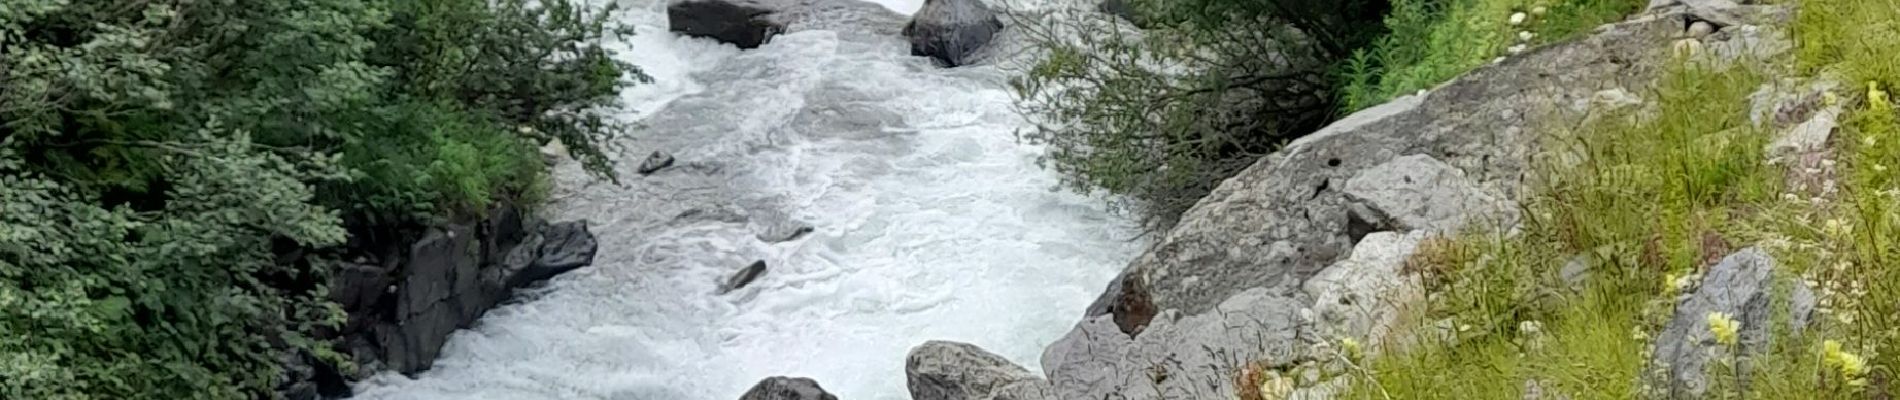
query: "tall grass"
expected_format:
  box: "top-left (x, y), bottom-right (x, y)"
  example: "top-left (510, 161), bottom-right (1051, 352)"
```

top-left (1338, 0), bottom-right (1641, 112)
top-left (1324, 0), bottom-right (1900, 398)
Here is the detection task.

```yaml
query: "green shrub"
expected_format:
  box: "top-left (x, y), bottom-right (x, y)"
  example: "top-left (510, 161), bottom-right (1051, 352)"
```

top-left (1012, 0), bottom-right (1387, 229)
top-left (0, 0), bottom-right (636, 397)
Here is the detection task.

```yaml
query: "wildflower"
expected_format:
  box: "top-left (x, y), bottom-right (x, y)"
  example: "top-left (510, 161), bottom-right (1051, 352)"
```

top-left (1825, 218), bottom-right (1853, 237)
top-left (1520, 320), bottom-right (1544, 336)
top-left (1863, 135), bottom-right (1878, 147)
top-left (1824, 91), bottom-right (1841, 107)
top-left (1531, 6), bottom-right (1548, 15)
top-left (1518, 31), bottom-right (1536, 41)
top-left (1706, 312), bottom-right (1740, 346)
top-left (1876, 164), bottom-right (1889, 172)
top-left (1871, 81), bottom-right (1891, 111)
top-left (1339, 337), bottom-right (1364, 361)
top-left (1509, 12), bottom-right (1528, 25)
top-left (1823, 340), bottom-right (1870, 388)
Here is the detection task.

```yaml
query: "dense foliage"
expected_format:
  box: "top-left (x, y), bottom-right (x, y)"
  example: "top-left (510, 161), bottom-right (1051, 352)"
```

top-left (0, 0), bottom-right (638, 398)
top-left (1012, 0), bottom-right (1387, 229)
top-left (1013, 0), bottom-right (1636, 229)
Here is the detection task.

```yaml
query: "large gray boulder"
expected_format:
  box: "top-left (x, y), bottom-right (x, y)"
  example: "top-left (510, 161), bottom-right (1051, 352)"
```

top-left (903, 0), bottom-right (1003, 67)
top-left (1043, 288), bottom-right (1306, 400)
top-left (908, 341), bottom-right (1052, 400)
top-left (739, 377), bottom-right (840, 400)
top-left (1650, 247), bottom-right (1814, 398)
top-left (668, 0), bottom-right (907, 49)
top-left (1300, 231), bottom-right (1427, 349)
top-left (1088, 11), bottom-right (1709, 330)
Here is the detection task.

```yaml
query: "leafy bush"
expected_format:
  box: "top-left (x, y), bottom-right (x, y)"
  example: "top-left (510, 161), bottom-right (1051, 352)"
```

top-left (0, 136), bottom-right (348, 400)
top-left (1, 0), bottom-right (636, 397)
top-left (1012, 0), bottom-right (1387, 229)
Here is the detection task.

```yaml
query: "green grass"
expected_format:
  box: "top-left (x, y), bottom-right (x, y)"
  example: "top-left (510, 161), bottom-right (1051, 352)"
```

top-left (1303, 0), bottom-right (1900, 398)
top-left (1338, 0), bottom-right (1641, 112)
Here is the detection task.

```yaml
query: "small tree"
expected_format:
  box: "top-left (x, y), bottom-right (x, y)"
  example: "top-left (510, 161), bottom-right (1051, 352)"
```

top-left (1010, 0), bottom-right (1387, 229)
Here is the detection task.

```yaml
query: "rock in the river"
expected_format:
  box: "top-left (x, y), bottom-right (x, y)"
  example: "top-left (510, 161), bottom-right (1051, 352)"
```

top-left (721, 260), bottom-right (770, 293)
top-left (668, 0), bottom-right (907, 48)
top-left (756, 221), bottom-right (815, 243)
top-left (356, 217), bottom-right (601, 375)
top-left (903, 0), bottom-right (1003, 67)
top-left (739, 377), bottom-right (840, 400)
top-left (1650, 247), bottom-right (1815, 398)
top-left (668, 0), bottom-right (785, 48)
top-left (639, 150), bottom-right (677, 175)
top-left (908, 341), bottom-right (1053, 400)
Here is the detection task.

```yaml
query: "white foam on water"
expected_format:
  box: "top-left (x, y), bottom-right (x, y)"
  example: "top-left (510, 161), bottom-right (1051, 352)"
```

top-left (352, 0), bottom-right (1137, 399)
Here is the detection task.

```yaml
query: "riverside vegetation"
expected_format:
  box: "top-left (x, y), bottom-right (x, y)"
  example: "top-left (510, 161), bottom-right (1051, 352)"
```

top-left (1015, 0), bottom-right (1900, 397)
top-left (0, 0), bottom-right (639, 398)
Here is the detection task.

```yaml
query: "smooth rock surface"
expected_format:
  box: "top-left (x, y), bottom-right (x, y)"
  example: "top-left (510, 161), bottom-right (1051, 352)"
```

top-left (1342, 154), bottom-right (1518, 234)
top-left (907, 341), bottom-right (1051, 400)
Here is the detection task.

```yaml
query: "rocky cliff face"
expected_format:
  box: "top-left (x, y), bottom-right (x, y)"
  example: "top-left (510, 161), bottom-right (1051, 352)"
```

top-left (280, 205), bottom-right (600, 399)
top-left (1033, 4), bottom-right (1793, 399)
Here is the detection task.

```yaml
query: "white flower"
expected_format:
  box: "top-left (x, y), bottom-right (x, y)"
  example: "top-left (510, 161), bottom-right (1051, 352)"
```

top-left (1519, 31), bottom-right (1536, 41)
top-left (1531, 6), bottom-right (1548, 15)
top-left (1509, 12), bottom-right (1528, 25)
top-left (1508, 44), bottom-right (1529, 54)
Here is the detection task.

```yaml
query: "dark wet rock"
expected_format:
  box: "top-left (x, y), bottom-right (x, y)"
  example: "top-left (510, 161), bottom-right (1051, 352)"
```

top-left (722, 261), bottom-right (770, 293)
top-left (319, 211), bottom-right (600, 378)
top-left (908, 341), bottom-right (1053, 400)
top-left (903, 0), bottom-right (1003, 67)
top-left (669, 0), bottom-right (785, 48)
top-left (756, 220), bottom-right (815, 243)
top-left (739, 377), bottom-right (839, 400)
top-left (517, 221), bottom-right (599, 286)
top-left (639, 150), bottom-right (677, 175)
top-left (1650, 247), bottom-right (1815, 398)
top-left (667, 0), bottom-right (906, 49)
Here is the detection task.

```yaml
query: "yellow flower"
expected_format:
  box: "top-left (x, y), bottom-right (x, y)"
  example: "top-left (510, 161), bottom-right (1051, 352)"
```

top-left (1706, 312), bottom-right (1740, 346)
top-left (1339, 337), bottom-right (1364, 361)
top-left (1823, 339), bottom-right (1869, 387)
top-left (1871, 81), bottom-right (1892, 111)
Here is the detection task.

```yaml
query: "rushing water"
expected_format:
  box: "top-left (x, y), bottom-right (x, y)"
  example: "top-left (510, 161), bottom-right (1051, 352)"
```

top-left (352, 0), bottom-right (1138, 399)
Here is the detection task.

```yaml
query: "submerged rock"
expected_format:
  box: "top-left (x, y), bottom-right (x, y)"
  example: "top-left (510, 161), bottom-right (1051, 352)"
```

top-left (639, 151), bottom-right (677, 175)
top-left (721, 260), bottom-right (770, 293)
top-left (903, 0), bottom-right (1003, 67)
top-left (907, 341), bottom-right (1053, 400)
top-left (739, 377), bottom-right (839, 400)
